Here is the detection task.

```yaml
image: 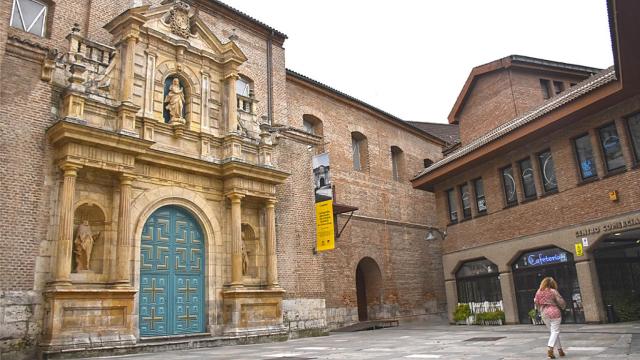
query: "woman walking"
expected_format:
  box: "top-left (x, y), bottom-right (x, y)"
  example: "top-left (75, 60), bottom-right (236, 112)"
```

top-left (534, 277), bottom-right (567, 358)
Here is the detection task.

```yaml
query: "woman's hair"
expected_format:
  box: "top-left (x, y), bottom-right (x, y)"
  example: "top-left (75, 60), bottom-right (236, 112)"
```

top-left (539, 277), bottom-right (558, 290)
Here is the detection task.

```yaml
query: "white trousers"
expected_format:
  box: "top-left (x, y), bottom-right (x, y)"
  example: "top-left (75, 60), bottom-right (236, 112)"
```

top-left (544, 317), bottom-right (562, 349)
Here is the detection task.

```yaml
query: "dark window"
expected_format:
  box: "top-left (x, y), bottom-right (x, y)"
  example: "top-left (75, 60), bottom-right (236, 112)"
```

top-left (537, 150), bottom-right (558, 192)
top-left (574, 134), bottom-right (598, 180)
top-left (459, 183), bottom-right (471, 219)
top-left (570, 82), bottom-right (577, 87)
top-left (446, 189), bottom-right (458, 223)
top-left (501, 166), bottom-right (517, 206)
top-left (626, 113), bottom-right (640, 163)
top-left (553, 81), bottom-right (564, 95)
top-left (598, 123), bottom-right (625, 172)
top-left (456, 259), bottom-right (502, 303)
top-left (518, 157), bottom-right (537, 199)
top-left (473, 178), bottom-right (486, 213)
top-left (540, 79), bottom-right (551, 99)
top-left (423, 159), bottom-right (434, 168)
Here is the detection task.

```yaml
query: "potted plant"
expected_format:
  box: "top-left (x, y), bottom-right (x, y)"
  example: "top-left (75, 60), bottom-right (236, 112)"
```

top-left (528, 308), bottom-right (543, 325)
top-left (453, 304), bottom-right (471, 325)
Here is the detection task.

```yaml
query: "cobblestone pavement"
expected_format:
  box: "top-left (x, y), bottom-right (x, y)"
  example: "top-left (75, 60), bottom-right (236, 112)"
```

top-left (86, 322), bottom-right (640, 360)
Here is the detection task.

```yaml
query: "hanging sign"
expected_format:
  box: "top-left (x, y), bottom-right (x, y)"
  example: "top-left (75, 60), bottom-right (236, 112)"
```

top-left (313, 153), bottom-right (334, 252)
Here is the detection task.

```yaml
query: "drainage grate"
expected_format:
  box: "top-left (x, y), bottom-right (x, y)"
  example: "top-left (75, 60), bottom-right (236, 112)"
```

top-left (464, 336), bottom-right (505, 342)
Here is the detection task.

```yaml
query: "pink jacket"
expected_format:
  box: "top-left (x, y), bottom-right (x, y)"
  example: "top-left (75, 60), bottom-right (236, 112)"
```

top-left (534, 288), bottom-right (566, 320)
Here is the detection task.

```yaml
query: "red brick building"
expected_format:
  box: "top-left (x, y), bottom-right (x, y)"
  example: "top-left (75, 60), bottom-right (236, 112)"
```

top-left (412, 0), bottom-right (640, 325)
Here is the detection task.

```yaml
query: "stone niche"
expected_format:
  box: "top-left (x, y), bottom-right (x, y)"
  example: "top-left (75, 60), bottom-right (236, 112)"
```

top-left (71, 203), bottom-right (108, 276)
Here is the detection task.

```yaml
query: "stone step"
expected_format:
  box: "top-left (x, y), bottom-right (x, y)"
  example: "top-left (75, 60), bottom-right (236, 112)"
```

top-left (331, 319), bottom-right (400, 332)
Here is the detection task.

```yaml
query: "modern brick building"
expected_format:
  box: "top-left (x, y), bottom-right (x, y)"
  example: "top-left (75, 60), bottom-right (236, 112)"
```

top-left (412, 0), bottom-right (640, 326)
top-left (0, 0), bottom-right (449, 358)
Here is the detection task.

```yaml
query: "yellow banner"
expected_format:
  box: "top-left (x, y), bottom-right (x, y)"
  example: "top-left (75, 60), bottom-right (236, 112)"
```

top-left (315, 200), bottom-right (335, 252)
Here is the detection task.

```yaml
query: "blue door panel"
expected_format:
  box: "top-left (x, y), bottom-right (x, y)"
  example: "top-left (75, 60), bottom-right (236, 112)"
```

top-left (139, 206), bottom-right (204, 336)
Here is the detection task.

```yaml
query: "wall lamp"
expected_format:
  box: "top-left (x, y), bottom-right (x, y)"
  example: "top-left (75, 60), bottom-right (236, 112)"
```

top-left (426, 227), bottom-right (447, 241)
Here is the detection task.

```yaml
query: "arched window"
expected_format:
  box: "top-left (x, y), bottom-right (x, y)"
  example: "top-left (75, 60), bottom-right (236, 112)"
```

top-left (391, 146), bottom-right (405, 181)
top-left (302, 114), bottom-right (323, 136)
top-left (351, 131), bottom-right (368, 171)
top-left (456, 258), bottom-right (502, 304)
top-left (236, 75), bottom-right (254, 113)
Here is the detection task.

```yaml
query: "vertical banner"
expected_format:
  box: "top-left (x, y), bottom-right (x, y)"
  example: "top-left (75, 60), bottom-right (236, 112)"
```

top-left (313, 153), bottom-right (335, 252)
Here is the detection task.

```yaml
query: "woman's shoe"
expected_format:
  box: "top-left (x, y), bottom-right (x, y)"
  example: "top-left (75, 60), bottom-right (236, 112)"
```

top-left (558, 348), bottom-right (566, 357)
top-left (547, 348), bottom-right (556, 359)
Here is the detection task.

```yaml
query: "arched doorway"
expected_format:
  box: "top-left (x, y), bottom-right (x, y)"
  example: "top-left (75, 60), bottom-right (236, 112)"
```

top-left (139, 205), bottom-right (205, 336)
top-left (355, 257), bottom-right (382, 321)
top-left (593, 228), bottom-right (640, 322)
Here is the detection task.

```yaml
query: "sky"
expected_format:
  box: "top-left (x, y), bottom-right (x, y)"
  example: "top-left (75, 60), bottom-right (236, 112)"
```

top-left (223, 0), bottom-right (614, 124)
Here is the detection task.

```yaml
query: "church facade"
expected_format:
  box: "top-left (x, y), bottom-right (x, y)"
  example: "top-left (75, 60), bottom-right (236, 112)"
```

top-left (0, 1), bottom-right (449, 358)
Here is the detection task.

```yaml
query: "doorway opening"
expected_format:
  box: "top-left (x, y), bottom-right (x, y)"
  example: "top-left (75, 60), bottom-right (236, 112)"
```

top-left (355, 257), bottom-right (382, 322)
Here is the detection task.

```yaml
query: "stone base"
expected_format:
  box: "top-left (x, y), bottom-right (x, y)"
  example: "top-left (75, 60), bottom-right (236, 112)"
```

top-left (40, 287), bottom-right (136, 352)
top-left (222, 287), bottom-right (286, 335)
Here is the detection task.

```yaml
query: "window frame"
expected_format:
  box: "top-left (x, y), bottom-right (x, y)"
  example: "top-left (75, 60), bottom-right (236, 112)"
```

top-left (459, 183), bottom-right (472, 220)
top-left (572, 133), bottom-right (599, 182)
top-left (540, 79), bottom-right (551, 100)
top-left (351, 132), bottom-right (368, 172)
top-left (517, 157), bottom-right (537, 200)
top-left (536, 149), bottom-right (558, 194)
top-left (390, 146), bottom-right (404, 182)
top-left (10, 0), bottom-right (48, 37)
top-left (597, 122), bottom-right (626, 173)
top-left (500, 165), bottom-right (518, 207)
top-left (624, 112), bottom-right (640, 165)
top-left (446, 188), bottom-right (458, 224)
top-left (472, 177), bottom-right (487, 215)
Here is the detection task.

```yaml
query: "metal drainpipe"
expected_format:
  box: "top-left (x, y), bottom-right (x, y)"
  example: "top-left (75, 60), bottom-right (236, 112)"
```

top-left (267, 30), bottom-right (274, 125)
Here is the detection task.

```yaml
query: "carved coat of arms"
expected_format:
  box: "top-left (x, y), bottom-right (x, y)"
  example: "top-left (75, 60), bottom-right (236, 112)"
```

top-left (167, 1), bottom-right (192, 38)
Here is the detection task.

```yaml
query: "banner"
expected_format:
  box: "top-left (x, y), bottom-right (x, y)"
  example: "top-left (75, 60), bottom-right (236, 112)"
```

top-left (313, 153), bottom-right (335, 251)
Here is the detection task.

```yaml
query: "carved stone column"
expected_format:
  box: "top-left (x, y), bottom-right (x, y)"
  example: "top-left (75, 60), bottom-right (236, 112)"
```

top-left (265, 198), bottom-right (279, 287)
top-left (224, 71), bottom-right (239, 134)
top-left (113, 173), bottom-right (136, 287)
top-left (51, 163), bottom-right (82, 287)
top-left (228, 193), bottom-right (244, 287)
top-left (120, 33), bottom-right (139, 102)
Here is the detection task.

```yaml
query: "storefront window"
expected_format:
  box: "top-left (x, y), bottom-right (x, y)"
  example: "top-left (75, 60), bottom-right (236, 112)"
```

top-left (598, 123), bottom-right (625, 172)
top-left (626, 113), bottom-right (640, 163)
top-left (501, 165), bottom-right (517, 206)
top-left (518, 157), bottom-right (537, 199)
top-left (537, 150), bottom-right (558, 193)
top-left (456, 259), bottom-right (502, 303)
top-left (473, 178), bottom-right (486, 214)
top-left (573, 134), bottom-right (598, 180)
top-left (459, 183), bottom-right (471, 219)
top-left (446, 189), bottom-right (457, 223)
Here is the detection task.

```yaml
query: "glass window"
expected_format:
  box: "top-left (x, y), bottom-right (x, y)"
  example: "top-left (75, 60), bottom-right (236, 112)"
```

top-left (537, 150), bottom-right (558, 192)
top-left (518, 158), bottom-right (537, 199)
top-left (627, 113), bottom-right (640, 162)
top-left (459, 183), bottom-right (471, 219)
top-left (446, 189), bottom-right (458, 223)
top-left (473, 178), bottom-right (486, 213)
top-left (501, 166), bottom-right (517, 206)
top-left (574, 134), bottom-right (598, 180)
top-left (303, 119), bottom-right (315, 134)
top-left (553, 81), bottom-right (564, 95)
top-left (236, 78), bottom-right (251, 97)
top-left (352, 137), bottom-right (361, 171)
top-left (540, 79), bottom-right (551, 100)
top-left (391, 146), bottom-right (403, 181)
top-left (11, 0), bottom-right (47, 37)
top-left (456, 259), bottom-right (502, 303)
top-left (598, 123), bottom-right (625, 172)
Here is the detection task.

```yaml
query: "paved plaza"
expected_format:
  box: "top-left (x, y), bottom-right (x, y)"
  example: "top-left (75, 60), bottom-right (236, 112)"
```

top-left (84, 322), bottom-right (640, 360)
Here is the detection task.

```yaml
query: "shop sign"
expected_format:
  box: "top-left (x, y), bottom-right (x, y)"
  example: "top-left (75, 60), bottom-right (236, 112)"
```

top-left (515, 248), bottom-right (570, 269)
top-left (575, 216), bottom-right (640, 237)
top-left (575, 243), bottom-right (584, 257)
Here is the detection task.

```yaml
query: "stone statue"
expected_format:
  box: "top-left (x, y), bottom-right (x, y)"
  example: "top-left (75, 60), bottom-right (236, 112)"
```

top-left (164, 78), bottom-right (185, 124)
top-left (74, 220), bottom-right (99, 272)
top-left (241, 230), bottom-right (249, 276)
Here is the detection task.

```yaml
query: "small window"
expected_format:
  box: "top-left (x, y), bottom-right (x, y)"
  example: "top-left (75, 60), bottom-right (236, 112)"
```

top-left (626, 113), bottom-right (640, 162)
top-left (518, 157), bottom-right (537, 199)
top-left (537, 150), bottom-right (558, 193)
top-left (553, 81), bottom-right (564, 95)
top-left (573, 134), bottom-right (598, 180)
top-left (351, 132), bottom-right (368, 171)
top-left (423, 159), bottom-right (434, 168)
top-left (473, 178), bottom-right (486, 214)
top-left (459, 183), bottom-right (471, 219)
top-left (391, 146), bottom-right (404, 181)
top-left (302, 114), bottom-right (323, 136)
top-left (540, 79), bottom-right (551, 100)
top-left (11, 0), bottom-right (47, 37)
top-left (501, 165), bottom-right (517, 206)
top-left (236, 76), bottom-right (253, 113)
top-left (598, 123), bottom-right (625, 172)
top-left (446, 189), bottom-right (458, 223)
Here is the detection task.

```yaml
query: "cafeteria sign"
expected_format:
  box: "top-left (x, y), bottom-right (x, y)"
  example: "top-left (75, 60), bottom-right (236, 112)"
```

top-left (514, 247), bottom-right (570, 269)
top-left (313, 153), bottom-right (335, 252)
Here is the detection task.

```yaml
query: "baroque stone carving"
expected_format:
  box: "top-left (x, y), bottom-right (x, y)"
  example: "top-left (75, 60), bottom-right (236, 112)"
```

top-left (167, 1), bottom-right (192, 39)
top-left (74, 220), bottom-right (101, 272)
top-left (164, 78), bottom-right (186, 124)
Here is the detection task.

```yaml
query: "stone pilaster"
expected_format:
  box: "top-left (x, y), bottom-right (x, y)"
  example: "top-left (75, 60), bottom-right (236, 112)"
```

top-left (575, 259), bottom-right (606, 323)
top-left (229, 193), bottom-right (244, 287)
top-left (120, 33), bottom-right (139, 102)
top-left (224, 70), bottom-right (239, 134)
top-left (498, 271), bottom-right (519, 324)
top-left (113, 173), bottom-right (136, 287)
top-left (265, 198), bottom-right (279, 287)
top-left (51, 163), bottom-right (82, 287)
top-left (444, 279), bottom-right (457, 323)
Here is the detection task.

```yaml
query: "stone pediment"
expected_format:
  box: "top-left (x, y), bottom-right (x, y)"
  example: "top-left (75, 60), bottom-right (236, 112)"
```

top-left (104, 1), bottom-right (247, 65)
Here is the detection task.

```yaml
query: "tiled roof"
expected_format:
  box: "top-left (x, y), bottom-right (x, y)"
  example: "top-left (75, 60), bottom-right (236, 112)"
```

top-left (413, 66), bottom-right (617, 180)
top-left (406, 122), bottom-right (460, 146)
top-left (206, 0), bottom-right (287, 39)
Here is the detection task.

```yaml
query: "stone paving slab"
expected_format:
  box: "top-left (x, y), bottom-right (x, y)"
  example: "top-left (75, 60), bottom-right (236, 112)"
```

top-left (82, 322), bottom-right (640, 360)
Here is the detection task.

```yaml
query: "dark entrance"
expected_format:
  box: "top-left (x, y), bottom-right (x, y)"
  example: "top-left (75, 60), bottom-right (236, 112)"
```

top-left (355, 257), bottom-right (382, 322)
top-left (456, 258), bottom-right (502, 304)
top-left (512, 247), bottom-right (584, 324)
top-left (594, 229), bottom-right (640, 322)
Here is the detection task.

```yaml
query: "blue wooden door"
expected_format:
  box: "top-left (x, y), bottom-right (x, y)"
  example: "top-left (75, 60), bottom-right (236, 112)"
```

top-left (139, 206), bottom-right (205, 336)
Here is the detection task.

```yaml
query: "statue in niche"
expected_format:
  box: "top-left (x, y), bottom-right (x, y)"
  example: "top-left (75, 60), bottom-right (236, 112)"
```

top-left (74, 220), bottom-right (100, 272)
top-left (164, 78), bottom-right (186, 124)
top-left (241, 229), bottom-right (249, 276)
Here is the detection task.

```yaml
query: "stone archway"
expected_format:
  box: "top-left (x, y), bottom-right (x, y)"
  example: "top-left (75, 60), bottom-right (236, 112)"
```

top-left (355, 257), bottom-right (382, 321)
